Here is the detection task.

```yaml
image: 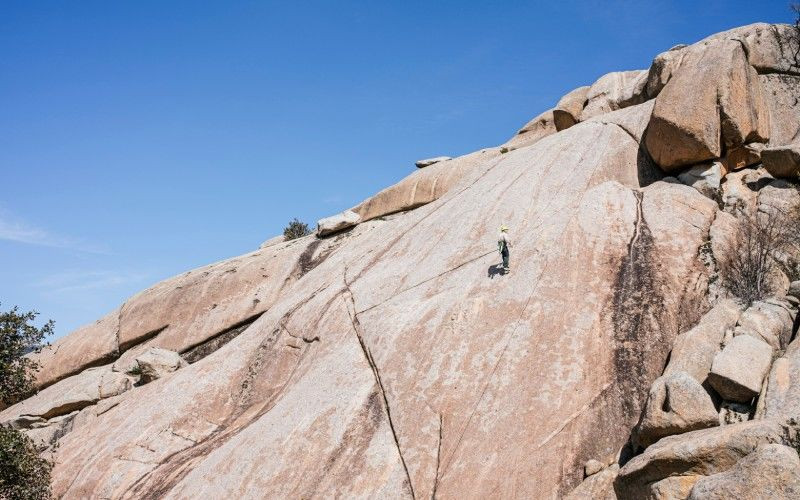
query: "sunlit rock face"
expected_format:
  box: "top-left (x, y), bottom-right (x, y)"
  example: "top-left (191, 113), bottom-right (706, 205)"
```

top-left (5, 22), bottom-right (800, 500)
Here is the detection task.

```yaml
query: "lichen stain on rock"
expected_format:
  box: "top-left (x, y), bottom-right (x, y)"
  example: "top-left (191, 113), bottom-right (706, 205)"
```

top-left (610, 190), bottom-right (664, 423)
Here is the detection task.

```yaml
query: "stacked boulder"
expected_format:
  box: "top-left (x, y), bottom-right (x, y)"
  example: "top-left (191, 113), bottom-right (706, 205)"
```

top-left (566, 288), bottom-right (800, 498)
top-left (310, 23), bottom-right (800, 239)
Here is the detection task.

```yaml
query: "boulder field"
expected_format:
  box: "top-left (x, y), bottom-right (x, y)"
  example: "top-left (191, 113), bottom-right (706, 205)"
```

top-left (5, 22), bottom-right (800, 499)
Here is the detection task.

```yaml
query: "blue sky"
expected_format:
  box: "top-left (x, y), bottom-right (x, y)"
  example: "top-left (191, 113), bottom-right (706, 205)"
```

top-left (0, 0), bottom-right (793, 339)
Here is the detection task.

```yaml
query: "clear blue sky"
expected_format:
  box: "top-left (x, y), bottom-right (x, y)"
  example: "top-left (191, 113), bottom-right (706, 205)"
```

top-left (0, 0), bottom-right (793, 339)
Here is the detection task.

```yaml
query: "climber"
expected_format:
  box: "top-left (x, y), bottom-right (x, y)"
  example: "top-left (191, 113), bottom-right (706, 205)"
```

top-left (498, 225), bottom-right (511, 272)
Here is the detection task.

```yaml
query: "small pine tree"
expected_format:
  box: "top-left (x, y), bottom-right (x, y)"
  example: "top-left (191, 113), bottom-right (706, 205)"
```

top-left (0, 305), bottom-right (53, 406)
top-left (283, 218), bottom-right (312, 240)
top-left (0, 305), bottom-right (54, 499)
top-left (0, 425), bottom-right (53, 499)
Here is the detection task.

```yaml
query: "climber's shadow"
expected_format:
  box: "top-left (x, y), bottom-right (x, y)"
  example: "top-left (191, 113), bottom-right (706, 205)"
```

top-left (487, 264), bottom-right (506, 279)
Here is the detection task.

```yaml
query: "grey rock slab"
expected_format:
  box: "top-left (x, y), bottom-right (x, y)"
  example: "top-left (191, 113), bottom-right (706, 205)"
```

top-left (316, 209), bottom-right (361, 236)
top-left (762, 339), bottom-right (800, 420)
top-left (664, 299), bottom-right (742, 384)
top-left (762, 143), bottom-right (800, 179)
top-left (567, 464), bottom-right (618, 500)
top-left (734, 299), bottom-right (796, 350)
top-left (553, 85), bottom-right (590, 131)
top-left (687, 443), bottom-right (800, 499)
top-left (708, 335), bottom-right (774, 403)
top-left (677, 161), bottom-right (724, 199)
top-left (615, 419), bottom-right (800, 499)
top-left (635, 371), bottom-right (719, 448)
top-left (415, 156), bottom-right (452, 168)
top-left (134, 347), bottom-right (188, 384)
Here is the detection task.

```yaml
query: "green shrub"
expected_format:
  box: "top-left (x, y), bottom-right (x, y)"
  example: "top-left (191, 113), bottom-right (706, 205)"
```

top-left (283, 218), bottom-right (312, 240)
top-left (0, 305), bottom-right (53, 406)
top-left (0, 425), bottom-right (52, 499)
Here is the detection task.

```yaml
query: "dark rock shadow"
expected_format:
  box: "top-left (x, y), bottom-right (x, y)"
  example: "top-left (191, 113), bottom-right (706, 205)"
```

top-left (637, 130), bottom-right (665, 187)
top-left (487, 264), bottom-right (506, 279)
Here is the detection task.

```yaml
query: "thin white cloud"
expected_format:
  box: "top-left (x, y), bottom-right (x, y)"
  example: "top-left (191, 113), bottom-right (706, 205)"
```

top-left (33, 270), bottom-right (149, 295)
top-left (0, 210), bottom-right (109, 254)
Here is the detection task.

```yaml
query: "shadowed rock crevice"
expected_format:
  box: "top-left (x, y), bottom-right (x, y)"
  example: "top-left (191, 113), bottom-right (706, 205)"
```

top-left (181, 313), bottom-right (262, 364)
top-left (343, 279), bottom-right (416, 499)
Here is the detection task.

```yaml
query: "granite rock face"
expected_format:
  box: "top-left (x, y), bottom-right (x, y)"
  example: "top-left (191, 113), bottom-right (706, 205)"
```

top-left (7, 21), bottom-right (800, 499)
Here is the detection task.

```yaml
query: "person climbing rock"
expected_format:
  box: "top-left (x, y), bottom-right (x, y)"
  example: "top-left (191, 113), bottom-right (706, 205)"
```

top-left (498, 225), bottom-right (511, 272)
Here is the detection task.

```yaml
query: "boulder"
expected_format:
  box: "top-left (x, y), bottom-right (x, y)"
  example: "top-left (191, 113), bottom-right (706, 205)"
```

top-left (708, 335), bottom-right (774, 403)
top-left (762, 339), bottom-right (800, 420)
top-left (584, 459), bottom-right (605, 477)
top-left (353, 148), bottom-right (501, 223)
top-left (760, 74), bottom-right (800, 147)
top-left (687, 444), bottom-right (800, 499)
top-left (0, 367), bottom-right (131, 422)
top-left (757, 179), bottom-right (800, 217)
top-left (415, 156), bottom-right (451, 169)
top-left (734, 299), bottom-right (795, 350)
top-left (615, 419), bottom-right (800, 499)
top-left (504, 109), bottom-right (557, 149)
top-left (677, 162), bottom-right (724, 199)
top-left (584, 100), bottom-right (655, 144)
top-left (663, 299), bottom-right (741, 384)
top-left (580, 70), bottom-right (647, 120)
top-left (711, 23), bottom-right (800, 75)
top-left (645, 40), bottom-right (769, 171)
top-left (133, 347), bottom-right (187, 384)
top-left (634, 371), bottom-right (719, 448)
top-left (722, 143), bottom-right (763, 171)
top-left (566, 464), bottom-right (619, 500)
top-left (645, 44), bottom-right (688, 98)
top-left (721, 168), bottom-right (771, 214)
top-left (553, 86), bottom-right (590, 131)
top-left (762, 144), bottom-right (800, 179)
top-left (316, 209), bottom-right (361, 236)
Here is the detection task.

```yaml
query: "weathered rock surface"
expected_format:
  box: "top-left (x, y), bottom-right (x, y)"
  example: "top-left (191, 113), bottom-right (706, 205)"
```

top-left (634, 371), bottom-right (719, 448)
top-left (566, 464), bottom-right (619, 500)
top-left (677, 162), bottom-right (724, 198)
top-left (553, 85), bottom-right (590, 131)
top-left (734, 299), bottom-right (796, 350)
top-left (415, 156), bottom-right (451, 168)
top-left (13, 21), bottom-right (800, 499)
top-left (663, 299), bottom-right (741, 384)
top-left (708, 335), bottom-right (774, 403)
top-left (133, 347), bottom-right (187, 384)
top-left (584, 458), bottom-right (605, 477)
top-left (722, 142), bottom-right (763, 172)
top-left (762, 144), bottom-right (800, 179)
top-left (710, 23), bottom-right (800, 75)
top-left (645, 39), bottom-right (769, 171)
top-left (316, 209), bottom-right (361, 236)
top-left (18, 100), bottom-right (724, 498)
top-left (644, 44), bottom-right (688, 98)
top-left (615, 419), bottom-right (800, 498)
top-left (580, 70), bottom-right (647, 120)
top-left (32, 308), bottom-right (120, 389)
top-left (504, 109), bottom-right (557, 149)
top-left (761, 74), bottom-right (800, 147)
top-left (0, 366), bottom-right (130, 422)
top-left (687, 443), bottom-right (800, 499)
top-left (258, 234), bottom-right (285, 249)
top-left (762, 338), bottom-right (800, 420)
